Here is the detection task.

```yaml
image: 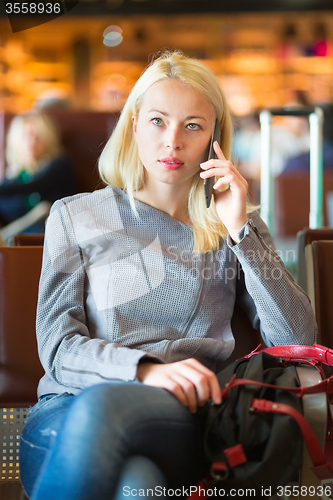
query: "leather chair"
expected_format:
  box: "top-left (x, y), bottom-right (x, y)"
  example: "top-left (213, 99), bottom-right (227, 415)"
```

top-left (306, 240), bottom-right (333, 348)
top-left (0, 247), bottom-right (44, 499)
top-left (12, 234), bottom-right (45, 247)
top-left (275, 171), bottom-right (333, 237)
top-left (296, 227), bottom-right (333, 293)
top-left (0, 246), bottom-right (262, 498)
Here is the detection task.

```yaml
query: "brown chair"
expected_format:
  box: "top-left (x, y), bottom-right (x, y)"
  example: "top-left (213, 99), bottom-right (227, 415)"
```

top-left (306, 240), bottom-right (333, 348)
top-left (296, 227), bottom-right (333, 293)
top-left (11, 234), bottom-right (45, 247)
top-left (0, 247), bottom-right (44, 499)
top-left (0, 247), bottom-right (261, 498)
top-left (47, 110), bottom-right (119, 193)
top-left (274, 171), bottom-right (333, 237)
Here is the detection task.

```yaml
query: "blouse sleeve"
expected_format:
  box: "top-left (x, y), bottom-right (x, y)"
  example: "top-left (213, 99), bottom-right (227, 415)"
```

top-left (36, 198), bottom-right (160, 392)
top-left (228, 211), bottom-right (317, 347)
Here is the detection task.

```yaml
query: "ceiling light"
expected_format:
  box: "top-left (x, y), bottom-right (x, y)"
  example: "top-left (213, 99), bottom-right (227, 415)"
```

top-left (103, 26), bottom-right (123, 47)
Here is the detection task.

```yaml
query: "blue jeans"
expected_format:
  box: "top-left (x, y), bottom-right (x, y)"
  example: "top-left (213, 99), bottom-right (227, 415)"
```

top-left (20, 382), bottom-right (208, 500)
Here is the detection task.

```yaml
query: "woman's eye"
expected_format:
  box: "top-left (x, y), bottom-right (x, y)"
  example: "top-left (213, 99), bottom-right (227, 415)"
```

top-left (152, 118), bottom-right (163, 126)
top-left (187, 123), bottom-right (200, 130)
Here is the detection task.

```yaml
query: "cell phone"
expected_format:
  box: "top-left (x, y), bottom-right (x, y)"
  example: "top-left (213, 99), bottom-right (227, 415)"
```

top-left (204, 118), bottom-right (221, 208)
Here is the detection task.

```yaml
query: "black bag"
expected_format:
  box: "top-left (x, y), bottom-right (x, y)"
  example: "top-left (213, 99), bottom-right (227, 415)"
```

top-left (195, 345), bottom-right (333, 497)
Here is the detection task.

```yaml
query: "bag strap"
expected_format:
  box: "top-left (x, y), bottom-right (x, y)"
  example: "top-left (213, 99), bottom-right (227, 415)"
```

top-left (220, 373), bottom-right (333, 400)
top-left (246, 344), bottom-right (333, 366)
top-left (252, 398), bottom-right (333, 481)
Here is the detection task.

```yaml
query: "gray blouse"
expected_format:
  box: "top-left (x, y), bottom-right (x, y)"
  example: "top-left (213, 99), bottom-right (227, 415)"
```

top-left (36, 185), bottom-right (316, 397)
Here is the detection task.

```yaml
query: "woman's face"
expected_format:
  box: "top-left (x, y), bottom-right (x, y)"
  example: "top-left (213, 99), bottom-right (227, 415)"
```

top-left (132, 78), bottom-right (215, 192)
top-left (22, 121), bottom-right (47, 167)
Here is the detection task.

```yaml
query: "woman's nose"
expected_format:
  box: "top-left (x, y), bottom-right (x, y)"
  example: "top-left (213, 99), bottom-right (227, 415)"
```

top-left (165, 126), bottom-right (182, 150)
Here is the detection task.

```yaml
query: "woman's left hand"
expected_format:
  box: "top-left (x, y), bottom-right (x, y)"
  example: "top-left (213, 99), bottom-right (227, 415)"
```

top-left (200, 141), bottom-right (248, 243)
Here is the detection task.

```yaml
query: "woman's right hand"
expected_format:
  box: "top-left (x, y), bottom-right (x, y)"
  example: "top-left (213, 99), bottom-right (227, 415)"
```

top-left (136, 358), bottom-right (222, 413)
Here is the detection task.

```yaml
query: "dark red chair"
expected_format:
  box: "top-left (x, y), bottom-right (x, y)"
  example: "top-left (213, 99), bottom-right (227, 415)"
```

top-left (0, 247), bottom-right (44, 499)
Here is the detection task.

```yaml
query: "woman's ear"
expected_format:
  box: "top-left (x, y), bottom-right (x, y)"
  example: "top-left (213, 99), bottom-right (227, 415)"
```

top-left (131, 114), bottom-right (138, 135)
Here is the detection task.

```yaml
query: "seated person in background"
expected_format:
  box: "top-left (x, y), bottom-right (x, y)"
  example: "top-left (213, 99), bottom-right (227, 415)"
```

top-left (0, 112), bottom-right (77, 231)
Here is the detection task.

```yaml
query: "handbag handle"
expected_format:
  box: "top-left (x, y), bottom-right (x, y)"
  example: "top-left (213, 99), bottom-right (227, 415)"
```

top-left (246, 344), bottom-right (333, 367)
top-left (220, 373), bottom-right (333, 400)
top-left (252, 398), bottom-right (333, 481)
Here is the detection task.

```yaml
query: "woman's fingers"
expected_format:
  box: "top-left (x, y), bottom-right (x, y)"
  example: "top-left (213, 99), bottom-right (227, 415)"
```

top-left (136, 358), bottom-right (221, 412)
top-left (166, 373), bottom-right (201, 413)
top-left (200, 153), bottom-right (245, 190)
top-left (213, 140), bottom-right (226, 160)
top-left (199, 142), bottom-right (248, 238)
top-left (200, 168), bottom-right (244, 188)
top-left (179, 358), bottom-right (221, 407)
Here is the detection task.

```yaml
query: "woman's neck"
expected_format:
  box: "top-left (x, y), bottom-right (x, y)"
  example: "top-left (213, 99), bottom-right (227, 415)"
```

top-left (133, 183), bottom-right (192, 226)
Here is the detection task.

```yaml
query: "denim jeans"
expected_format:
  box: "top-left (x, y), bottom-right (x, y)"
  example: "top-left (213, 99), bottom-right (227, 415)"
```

top-left (19, 382), bottom-right (208, 500)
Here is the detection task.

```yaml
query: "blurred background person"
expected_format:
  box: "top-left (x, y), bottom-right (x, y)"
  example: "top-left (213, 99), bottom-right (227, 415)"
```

top-left (33, 88), bottom-right (71, 111)
top-left (310, 22), bottom-right (331, 57)
top-left (0, 112), bottom-right (77, 232)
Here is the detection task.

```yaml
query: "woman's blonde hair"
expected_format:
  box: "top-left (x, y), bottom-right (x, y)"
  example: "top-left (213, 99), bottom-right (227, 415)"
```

top-left (99, 50), bottom-right (244, 253)
top-left (6, 112), bottom-right (63, 178)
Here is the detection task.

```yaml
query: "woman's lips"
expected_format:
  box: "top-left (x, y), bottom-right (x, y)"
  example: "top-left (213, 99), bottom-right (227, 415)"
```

top-left (158, 157), bottom-right (184, 170)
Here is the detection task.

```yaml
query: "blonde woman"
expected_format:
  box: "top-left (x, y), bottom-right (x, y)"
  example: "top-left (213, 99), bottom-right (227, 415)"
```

top-left (20, 51), bottom-right (316, 500)
top-left (0, 112), bottom-right (76, 228)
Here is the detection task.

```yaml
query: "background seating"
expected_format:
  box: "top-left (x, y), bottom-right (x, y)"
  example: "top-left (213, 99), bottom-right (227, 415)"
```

top-left (11, 234), bottom-right (45, 247)
top-left (275, 171), bottom-right (333, 237)
top-left (0, 110), bottom-right (119, 194)
top-left (306, 240), bottom-right (333, 347)
top-left (296, 227), bottom-right (333, 293)
top-left (0, 246), bottom-right (43, 500)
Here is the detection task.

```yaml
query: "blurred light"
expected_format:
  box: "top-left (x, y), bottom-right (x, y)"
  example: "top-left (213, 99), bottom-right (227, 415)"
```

top-left (104, 74), bottom-right (127, 91)
top-left (103, 25), bottom-right (122, 37)
top-left (103, 26), bottom-right (123, 47)
top-left (228, 95), bottom-right (254, 116)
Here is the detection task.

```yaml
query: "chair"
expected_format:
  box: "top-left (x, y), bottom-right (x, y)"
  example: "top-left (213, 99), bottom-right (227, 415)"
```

top-left (0, 247), bottom-right (44, 499)
top-left (11, 234), bottom-right (45, 247)
top-left (296, 227), bottom-right (333, 293)
top-left (306, 240), bottom-right (333, 348)
top-left (47, 110), bottom-right (119, 193)
top-left (274, 171), bottom-right (333, 237)
top-left (0, 245), bottom-right (262, 498)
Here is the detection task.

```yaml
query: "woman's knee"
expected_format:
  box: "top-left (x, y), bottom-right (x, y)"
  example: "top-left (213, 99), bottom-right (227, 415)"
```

top-left (66, 382), bottom-right (192, 434)
top-left (60, 381), bottom-right (198, 463)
